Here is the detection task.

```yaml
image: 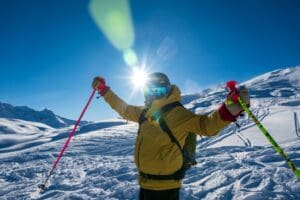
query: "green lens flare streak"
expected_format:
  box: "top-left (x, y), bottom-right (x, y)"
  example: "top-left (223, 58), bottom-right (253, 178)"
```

top-left (89, 0), bottom-right (137, 66)
top-left (237, 96), bottom-right (300, 179)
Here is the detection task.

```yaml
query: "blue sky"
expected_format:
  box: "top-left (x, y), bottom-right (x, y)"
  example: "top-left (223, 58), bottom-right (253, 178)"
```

top-left (0, 0), bottom-right (300, 121)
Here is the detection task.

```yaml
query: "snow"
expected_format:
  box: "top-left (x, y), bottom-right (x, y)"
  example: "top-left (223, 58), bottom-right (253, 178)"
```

top-left (209, 106), bottom-right (300, 148)
top-left (1, 66), bottom-right (300, 199)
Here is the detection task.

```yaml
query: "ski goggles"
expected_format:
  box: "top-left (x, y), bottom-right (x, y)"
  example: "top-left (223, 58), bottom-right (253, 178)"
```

top-left (143, 86), bottom-right (170, 98)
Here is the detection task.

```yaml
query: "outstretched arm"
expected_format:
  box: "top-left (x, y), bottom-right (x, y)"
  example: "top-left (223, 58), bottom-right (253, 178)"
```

top-left (166, 107), bottom-right (231, 137)
top-left (167, 86), bottom-right (250, 136)
top-left (103, 89), bottom-right (143, 122)
top-left (92, 76), bottom-right (143, 122)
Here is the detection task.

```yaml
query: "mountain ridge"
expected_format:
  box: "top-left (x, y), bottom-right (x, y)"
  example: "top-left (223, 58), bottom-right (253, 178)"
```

top-left (0, 101), bottom-right (85, 128)
top-left (1, 65), bottom-right (299, 128)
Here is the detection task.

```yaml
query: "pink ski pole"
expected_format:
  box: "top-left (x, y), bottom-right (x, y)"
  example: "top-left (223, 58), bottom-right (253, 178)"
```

top-left (38, 89), bottom-right (96, 192)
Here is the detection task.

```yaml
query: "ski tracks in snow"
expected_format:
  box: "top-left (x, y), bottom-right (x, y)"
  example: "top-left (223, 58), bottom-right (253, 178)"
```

top-left (0, 118), bottom-right (300, 199)
top-left (0, 123), bottom-right (140, 200)
top-left (182, 106), bottom-right (300, 199)
top-left (183, 144), bottom-right (300, 200)
top-left (198, 106), bottom-right (270, 149)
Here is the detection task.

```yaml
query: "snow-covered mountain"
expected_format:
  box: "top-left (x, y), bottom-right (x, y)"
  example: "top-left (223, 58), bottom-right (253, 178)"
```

top-left (0, 102), bottom-right (86, 128)
top-left (182, 66), bottom-right (300, 114)
top-left (0, 66), bottom-right (300, 199)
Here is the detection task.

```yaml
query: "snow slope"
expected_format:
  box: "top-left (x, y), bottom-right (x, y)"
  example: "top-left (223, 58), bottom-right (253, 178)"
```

top-left (0, 66), bottom-right (300, 199)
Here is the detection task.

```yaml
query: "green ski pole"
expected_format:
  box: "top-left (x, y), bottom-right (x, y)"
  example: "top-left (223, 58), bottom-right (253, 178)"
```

top-left (226, 80), bottom-right (300, 179)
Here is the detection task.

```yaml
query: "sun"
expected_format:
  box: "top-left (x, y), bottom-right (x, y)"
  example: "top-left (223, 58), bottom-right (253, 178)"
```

top-left (130, 66), bottom-right (149, 88)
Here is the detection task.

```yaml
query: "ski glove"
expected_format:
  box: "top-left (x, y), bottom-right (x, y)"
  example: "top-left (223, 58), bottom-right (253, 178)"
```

top-left (218, 86), bottom-right (250, 122)
top-left (92, 76), bottom-right (110, 96)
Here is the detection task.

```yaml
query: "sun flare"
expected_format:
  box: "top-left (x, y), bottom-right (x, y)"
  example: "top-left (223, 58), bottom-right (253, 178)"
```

top-left (130, 67), bottom-right (148, 88)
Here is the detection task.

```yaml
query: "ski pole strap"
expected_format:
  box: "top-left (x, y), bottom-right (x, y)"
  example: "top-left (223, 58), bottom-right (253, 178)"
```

top-left (237, 96), bottom-right (300, 179)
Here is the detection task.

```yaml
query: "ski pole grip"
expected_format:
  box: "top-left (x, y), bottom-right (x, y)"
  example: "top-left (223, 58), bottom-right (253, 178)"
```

top-left (226, 80), bottom-right (240, 102)
top-left (226, 80), bottom-right (238, 91)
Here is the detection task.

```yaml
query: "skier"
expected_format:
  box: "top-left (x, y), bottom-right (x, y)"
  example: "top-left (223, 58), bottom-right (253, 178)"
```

top-left (92, 72), bottom-right (250, 200)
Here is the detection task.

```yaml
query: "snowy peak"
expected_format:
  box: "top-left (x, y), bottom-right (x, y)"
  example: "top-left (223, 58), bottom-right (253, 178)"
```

top-left (0, 102), bottom-right (79, 128)
top-left (243, 66), bottom-right (300, 87)
top-left (181, 66), bottom-right (300, 114)
top-left (242, 66), bottom-right (300, 98)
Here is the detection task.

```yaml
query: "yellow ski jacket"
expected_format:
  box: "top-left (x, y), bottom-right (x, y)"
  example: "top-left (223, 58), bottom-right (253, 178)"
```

top-left (103, 85), bottom-right (231, 190)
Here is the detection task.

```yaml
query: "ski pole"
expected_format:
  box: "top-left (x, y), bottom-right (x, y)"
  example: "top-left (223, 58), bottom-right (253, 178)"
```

top-left (226, 80), bottom-right (300, 179)
top-left (38, 89), bottom-right (97, 192)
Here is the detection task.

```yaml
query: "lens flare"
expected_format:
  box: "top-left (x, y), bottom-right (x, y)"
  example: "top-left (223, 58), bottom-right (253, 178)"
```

top-left (123, 48), bottom-right (138, 66)
top-left (89, 0), bottom-right (139, 67)
top-left (89, 0), bottom-right (134, 50)
top-left (131, 67), bottom-right (148, 88)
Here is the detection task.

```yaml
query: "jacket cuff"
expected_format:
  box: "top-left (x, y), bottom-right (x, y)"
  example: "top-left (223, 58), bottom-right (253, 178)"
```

top-left (100, 86), bottom-right (110, 96)
top-left (218, 103), bottom-right (236, 122)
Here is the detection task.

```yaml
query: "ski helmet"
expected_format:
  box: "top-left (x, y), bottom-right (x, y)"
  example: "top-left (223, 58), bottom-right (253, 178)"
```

top-left (146, 72), bottom-right (171, 87)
